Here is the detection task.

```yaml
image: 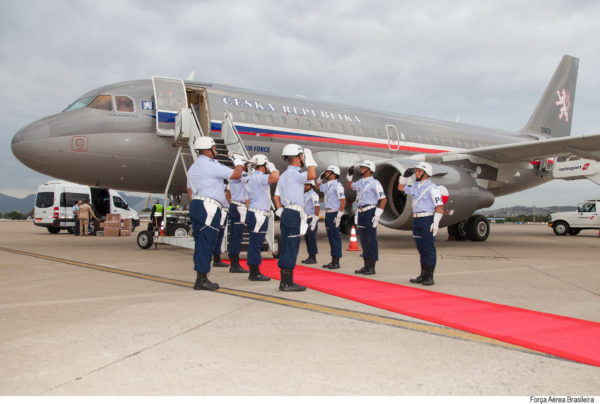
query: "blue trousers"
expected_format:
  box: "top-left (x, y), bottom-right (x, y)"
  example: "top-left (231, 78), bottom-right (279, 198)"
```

top-left (303, 217), bottom-right (318, 255)
top-left (413, 216), bottom-right (437, 267)
top-left (278, 209), bottom-right (301, 270)
top-left (246, 211), bottom-right (268, 266)
top-left (324, 211), bottom-right (342, 258)
top-left (357, 209), bottom-right (378, 261)
top-left (190, 200), bottom-right (221, 273)
top-left (213, 223), bottom-right (225, 255)
top-left (227, 204), bottom-right (244, 256)
top-left (73, 215), bottom-right (79, 235)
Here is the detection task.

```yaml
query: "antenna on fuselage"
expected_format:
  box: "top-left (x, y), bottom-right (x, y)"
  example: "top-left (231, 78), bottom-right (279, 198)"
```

top-left (186, 71), bottom-right (195, 81)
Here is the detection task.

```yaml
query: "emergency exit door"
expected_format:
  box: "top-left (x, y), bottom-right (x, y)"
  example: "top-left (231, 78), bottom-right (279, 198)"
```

top-left (152, 76), bottom-right (188, 136)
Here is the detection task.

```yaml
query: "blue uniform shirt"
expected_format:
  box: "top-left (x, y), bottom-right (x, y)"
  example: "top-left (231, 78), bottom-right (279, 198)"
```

top-left (276, 166), bottom-right (308, 206)
top-left (320, 179), bottom-right (345, 210)
top-left (186, 155), bottom-right (233, 205)
top-left (246, 171), bottom-right (272, 211)
top-left (351, 177), bottom-right (385, 205)
top-left (304, 189), bottom-right (320, 215)
top-left (227, 173), bottom-right (249, 203)
top-left (405, 180), bottom-right (443, 213)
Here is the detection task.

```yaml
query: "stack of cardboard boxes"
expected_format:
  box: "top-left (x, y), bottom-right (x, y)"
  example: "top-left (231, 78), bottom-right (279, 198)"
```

top-left (99, 214), bottom-right (132, 237)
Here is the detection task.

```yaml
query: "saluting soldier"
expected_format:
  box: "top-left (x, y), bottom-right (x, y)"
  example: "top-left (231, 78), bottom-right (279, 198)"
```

top-left (245, 154), bottom-right (279, 281)
top-left (301, 180), bottom-right (320, 265)
top-left (397, 162), bottom-right (443, 286)
top-left (273, 144), bottom-right (317, 292)
top-left (347, 160), bottom-right (387, 275)
top-left (316, 165), bottom-right (346, 270)
top-left (226, 163), bottom-right (250, 273)
top-left (187, 137), bottom-right (245, 291)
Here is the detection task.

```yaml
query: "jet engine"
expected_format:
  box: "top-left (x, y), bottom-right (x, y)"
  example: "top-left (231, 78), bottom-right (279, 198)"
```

top-left (373, 158), bottom-right (495, 240)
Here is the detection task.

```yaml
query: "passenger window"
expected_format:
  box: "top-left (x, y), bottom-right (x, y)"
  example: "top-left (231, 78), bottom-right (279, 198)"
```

top-left (113, 196), bottom-right (128, 209)
top-left (61, 192), bottom-right (89, 207)
top-left (88, 95), bottom-right (113, 111)
top-left (35, 192), bottom-right (54, 208)
top-left (115, 96), bottom-right (134, 112)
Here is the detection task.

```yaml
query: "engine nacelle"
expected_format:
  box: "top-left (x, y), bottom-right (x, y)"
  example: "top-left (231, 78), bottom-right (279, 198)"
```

top-left (374, 158), bottom-right (495, 230)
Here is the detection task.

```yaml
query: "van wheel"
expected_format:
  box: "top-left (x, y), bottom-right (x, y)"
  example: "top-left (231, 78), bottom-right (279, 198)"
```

top-left (66, 227), bottom-right (74, 234)
top-left (568, 228), bottom-right (581, 235)
top-left (137, 230), bottom-right (153, 249)
top-left (47, 227), bottom-right (61, 234)
top-left (552, 221), bottom-right (569, 236)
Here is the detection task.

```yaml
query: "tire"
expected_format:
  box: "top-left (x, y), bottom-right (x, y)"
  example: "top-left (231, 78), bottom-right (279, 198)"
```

top-left (66, 227), bottom-right (74, 234)
top-left (171, 223), bottom-right (190, 237)
top-left (568, 228), bottom-right (581, 235)
top-left (552, 221), bottom-right (570, 236)
top-left (272, 234), bottom-right (282, 258)
top-left (47, 227), bottom-right (61, 234)
top-left (466, 214), bottom-right (490, 242)
top-left (137, 230), bottom-right (153, 249)
top-left (447, 221), bottom-right (468, 241)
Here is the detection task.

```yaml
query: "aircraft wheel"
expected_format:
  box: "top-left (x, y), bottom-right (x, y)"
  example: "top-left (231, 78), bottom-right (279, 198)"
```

top-left (137, 230), bottom-right (154, 249)
top-left (552, 221), bottom-right (570, 236)
top-left (466, 215), bottom-right (490, 242)
top-left (47, 227), bottom-right (61, 234)
top-left (447, 221), bottom-right (468, 240)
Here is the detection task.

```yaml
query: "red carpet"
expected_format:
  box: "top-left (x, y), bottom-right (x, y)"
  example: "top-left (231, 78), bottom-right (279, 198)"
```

top-left (245, 259), bottom-right (600, 367)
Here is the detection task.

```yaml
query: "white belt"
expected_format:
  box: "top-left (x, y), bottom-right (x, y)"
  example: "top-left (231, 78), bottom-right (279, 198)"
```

top-left (193, 196), bottom-right (223, 209)
top-left (248, 207), bottom-right (270, 216)
top-left (358, 204), bottom-right (376, 213)
top-left (284, 204), bottom-right (303, 212)
top-left (231, 200), bottom-right (245, 206)
top-left (325, 209), bottom-right (339, 214)
top-left (413, 212), bottom-right (434, 218)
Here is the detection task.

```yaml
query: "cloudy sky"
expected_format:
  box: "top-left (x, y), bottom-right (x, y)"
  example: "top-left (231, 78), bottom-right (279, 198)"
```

top-left (1, 0), bottom-right (599, 208)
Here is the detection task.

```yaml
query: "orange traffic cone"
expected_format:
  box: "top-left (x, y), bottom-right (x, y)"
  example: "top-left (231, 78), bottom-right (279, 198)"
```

top-left (347, 225), bottom-right (360, 251)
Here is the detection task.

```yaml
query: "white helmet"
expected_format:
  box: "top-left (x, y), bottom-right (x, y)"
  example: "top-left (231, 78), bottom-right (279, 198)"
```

top-left (360, 160), bottom-right (376, 173)
top-left (282, 143), bottom-right (303, 158)
top-left (193, 137), bottom-right (216, 150)
top-left (305, 180), bottom-right (315, 186)
top-left (250, 154), bottom-right (268, 166)
top-left (414, 162), bottom-right (433, 176)
top-left (326, 165), bottom-right (341, 175)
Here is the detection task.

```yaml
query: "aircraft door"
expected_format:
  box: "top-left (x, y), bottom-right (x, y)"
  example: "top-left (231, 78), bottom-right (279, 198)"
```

top-left (386, 124), bottom-right (400, 151)
top-left (152, 77), bottom-right (188, 136)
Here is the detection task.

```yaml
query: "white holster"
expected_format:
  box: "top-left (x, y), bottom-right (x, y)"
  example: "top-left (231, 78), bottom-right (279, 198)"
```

top-left (252, 211), bottom-right (268, 233)
top-left (204, 202), bottom-right (219, 227)
top-left (300, 212), bottom-right (308, 236)
top-left (220, 208), bottom-right (228, 227)
top-left (238, 204), bottom-right (247, 224)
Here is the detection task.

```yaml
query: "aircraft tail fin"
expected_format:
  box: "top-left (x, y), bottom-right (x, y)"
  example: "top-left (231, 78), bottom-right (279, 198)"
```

top-left (520, 55), bottom-right (579, 138)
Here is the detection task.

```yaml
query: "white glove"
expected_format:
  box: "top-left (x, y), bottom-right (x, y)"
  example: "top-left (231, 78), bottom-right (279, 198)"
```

top-left (317, 171), bottom-right (326, 185)
top-left (346, 166), bottom-right (355, 181)
top-left (266, 161), bottom-right (278, 173)
top-left (372, 207), bottom-right (383, 228)
top-left (430, 212), bottom-right (443, 236)
top-left (399, 176), bottom-right (409, 185)
top-left (303, 148), bottom-right (317, 167)
top-left (229, 152), bottom-right (246, 167)
top-left (275, 207), bottom-right (283, 217)
top-left (334, 211), bottom-right (343, 227)
top-left (310, 215), bottom-right (319, 231)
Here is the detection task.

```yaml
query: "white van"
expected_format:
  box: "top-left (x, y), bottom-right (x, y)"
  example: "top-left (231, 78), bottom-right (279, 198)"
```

top-left (34, 180), bottom-right (140, 234)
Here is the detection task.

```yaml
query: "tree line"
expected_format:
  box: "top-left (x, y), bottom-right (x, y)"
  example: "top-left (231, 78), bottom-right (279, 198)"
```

top-left (0, 210), bottom-right (34, 220)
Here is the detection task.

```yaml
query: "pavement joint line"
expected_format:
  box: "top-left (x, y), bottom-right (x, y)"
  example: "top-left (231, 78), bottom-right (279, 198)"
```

top-left (0, 246), bottom-right (558, 361)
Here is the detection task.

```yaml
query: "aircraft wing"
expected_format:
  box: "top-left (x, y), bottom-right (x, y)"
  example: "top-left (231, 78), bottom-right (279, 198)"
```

top-left (434, 132), bottom-right (600, 164)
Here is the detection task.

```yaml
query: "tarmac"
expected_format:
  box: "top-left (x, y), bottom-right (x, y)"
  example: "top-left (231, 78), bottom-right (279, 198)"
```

top-left (0, 220), bottom-right (598, 396)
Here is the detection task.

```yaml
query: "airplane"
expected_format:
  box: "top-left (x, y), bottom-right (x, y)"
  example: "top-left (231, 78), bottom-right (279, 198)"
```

top-left (11, 55), bottom-right (600, 242)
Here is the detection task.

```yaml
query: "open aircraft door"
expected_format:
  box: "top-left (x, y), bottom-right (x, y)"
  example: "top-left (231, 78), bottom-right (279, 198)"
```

top-left (152, 76), bottom-right (188, 136)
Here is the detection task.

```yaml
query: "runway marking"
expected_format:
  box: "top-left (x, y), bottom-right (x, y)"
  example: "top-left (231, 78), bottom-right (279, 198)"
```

top-left (0, 246), bottom-right (554, 360)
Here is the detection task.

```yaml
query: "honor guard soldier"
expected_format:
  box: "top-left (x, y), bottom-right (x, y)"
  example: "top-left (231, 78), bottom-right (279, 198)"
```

top-left (226, 163), bottom-right (250, 273)
top-left (187, 137), bottom-right (245, 291)
top-left (212, 185), bottom-right (229, 268)
top-left (273, 144), bottom-right (317, 291)
top-left (301, 180), bottom-right (320, 264)
top-left (316, 165), bottom-right (346, 269)
top-left (347, 160), bottom-right (387, 275)
top-left (397, 162), bottom-right (443, 286)
top-left (245, 154), bottom-right (279, 281)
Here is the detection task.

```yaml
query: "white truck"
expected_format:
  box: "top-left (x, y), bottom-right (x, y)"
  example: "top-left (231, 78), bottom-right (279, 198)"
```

top-left (548, 199), bottom-right (600, 236)
top-left (34, 180), bottom-right (140, 234)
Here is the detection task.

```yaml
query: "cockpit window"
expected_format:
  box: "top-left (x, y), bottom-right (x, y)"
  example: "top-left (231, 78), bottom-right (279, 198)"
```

top-left (88, 95), bottom-right (113, 111)
top-left (115, 95), bottom-right (134, 112)
top-left (64, 96), bottom-right (94, 112)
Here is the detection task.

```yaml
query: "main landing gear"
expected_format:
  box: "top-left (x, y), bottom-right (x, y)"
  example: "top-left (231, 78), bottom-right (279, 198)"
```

top-left (447, 214), bottom-right (490, 242)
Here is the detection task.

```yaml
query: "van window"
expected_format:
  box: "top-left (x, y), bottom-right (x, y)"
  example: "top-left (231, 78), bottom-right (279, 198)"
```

top-left (113, 196), bottom-right (129, 209)
top-left (61, 192), bottom-right (89, 207)
top-left (36, 192), bottom-right (54, 208)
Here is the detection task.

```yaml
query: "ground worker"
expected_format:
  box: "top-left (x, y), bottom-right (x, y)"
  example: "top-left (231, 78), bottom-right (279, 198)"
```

top-left (301, 180), bottom-right (320, 264)
top-left (347, 160), bottom-right (387, 275)
top-left (273, 144), bottom-right (317, 291)
top-left (151, 200), bottom-right (163, 229)
top-left (245, 154), bottom-right (279, 281)
top-left (78, 199), bottom-right (98, 237)
top-left (187, 137), bottom-right (244, 291)
top-left (226, 163), bottom-right (250, 273)
top-left (316, 165), bottom-right (346, 269)
top-left (397, 162), bottom-right (443, 286)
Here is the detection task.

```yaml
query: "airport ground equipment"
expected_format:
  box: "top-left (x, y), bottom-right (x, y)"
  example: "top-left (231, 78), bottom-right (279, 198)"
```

top-left (548, 199), bottom-right (600, 235)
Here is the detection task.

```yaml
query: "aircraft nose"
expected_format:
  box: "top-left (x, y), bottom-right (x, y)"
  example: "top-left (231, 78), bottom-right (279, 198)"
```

top-left (11, 120), bottom-right (52, 170)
